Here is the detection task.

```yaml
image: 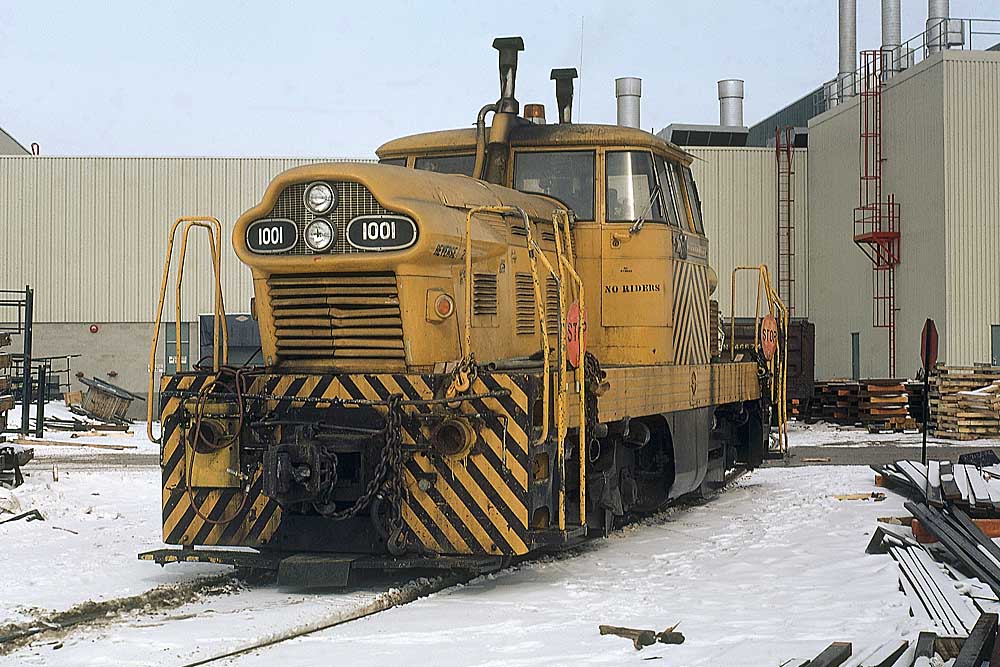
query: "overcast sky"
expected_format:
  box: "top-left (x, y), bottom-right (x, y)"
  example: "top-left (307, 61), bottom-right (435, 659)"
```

top-left (1, 0), bottom-right (996, 157)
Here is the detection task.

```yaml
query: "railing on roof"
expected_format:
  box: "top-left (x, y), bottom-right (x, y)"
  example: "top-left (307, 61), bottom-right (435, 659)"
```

top-left (824, 17), bottom-right (1000, 111)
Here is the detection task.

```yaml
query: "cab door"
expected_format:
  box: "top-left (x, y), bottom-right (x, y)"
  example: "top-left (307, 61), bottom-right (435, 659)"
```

top-left (600, 149), bottom-right (674, 365)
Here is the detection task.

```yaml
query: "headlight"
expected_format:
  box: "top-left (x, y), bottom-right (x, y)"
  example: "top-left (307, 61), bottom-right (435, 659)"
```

top-left (304, 182), bottom-right (336, 214)
top-left (305, 219), bottom-right (335, 251)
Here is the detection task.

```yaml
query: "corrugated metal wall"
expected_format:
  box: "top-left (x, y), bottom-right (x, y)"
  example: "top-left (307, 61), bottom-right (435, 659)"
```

top-left (0, 157), bottom-right (370, 322)
top-left (689, 147), bottom-right (809, 319)
top-left (943, 51), bottom-right (1000, 365)
top-left (808, 50), bottom-right (1000, 377)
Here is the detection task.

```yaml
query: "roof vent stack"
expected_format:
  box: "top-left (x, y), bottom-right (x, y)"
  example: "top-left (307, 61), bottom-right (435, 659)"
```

top-left (717, 79), bottom-right (745, 127)
top-left (927, 0), bottom-right (950, 54)
top-left (615, 77), bottom-right (641, 129)
top-left (550, 68), bottom-right (578, 124)
top-left (838, 0), bottom-right (858, 101)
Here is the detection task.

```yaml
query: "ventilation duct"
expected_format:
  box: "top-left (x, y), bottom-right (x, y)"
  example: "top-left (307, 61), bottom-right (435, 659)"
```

top-left (838, 0), bottom-right (857, 101)
top-left (717, 79), bottom-right (744, 126)
top-left (615, 77), bottom-right (641, 129)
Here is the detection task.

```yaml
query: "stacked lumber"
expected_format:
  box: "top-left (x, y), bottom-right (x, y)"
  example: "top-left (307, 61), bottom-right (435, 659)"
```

top-left (930, 364), bottom-right (1000, 440)
top-left (810, 381), bottom-right (827, 422)
top-left (858, 379), bottom-right (910, 426)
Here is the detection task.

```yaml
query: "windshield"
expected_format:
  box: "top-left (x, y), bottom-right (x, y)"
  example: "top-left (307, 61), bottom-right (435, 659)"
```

top-left (513, 151), bottom-right (595, 220)
top-left (605, 151), bottom-right (663, 223)
top-left (414, 154), bottom-right (475, 176)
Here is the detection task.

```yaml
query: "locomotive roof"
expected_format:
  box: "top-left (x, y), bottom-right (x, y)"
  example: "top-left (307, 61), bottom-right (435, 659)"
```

top-left (377, 123), bottom-right (693, 164)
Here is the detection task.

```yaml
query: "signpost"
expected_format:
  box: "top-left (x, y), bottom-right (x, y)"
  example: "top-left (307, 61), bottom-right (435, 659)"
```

top-left (920, 318), bottom-right (939, 465)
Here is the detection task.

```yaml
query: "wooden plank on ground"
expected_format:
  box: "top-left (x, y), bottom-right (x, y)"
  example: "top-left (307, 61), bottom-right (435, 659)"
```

top-left (13, 437), bottom-right (136, 451)
top-left (954, 612), bottom-right (998, 667)
top-left (804, 641), bottom-right (852, 667)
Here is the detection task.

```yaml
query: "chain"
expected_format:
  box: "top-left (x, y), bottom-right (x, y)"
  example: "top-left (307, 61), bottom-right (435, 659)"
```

top-left (583, 352), bottom-right (605, 447)
top-left (317, 394), bottom-right (405, 526)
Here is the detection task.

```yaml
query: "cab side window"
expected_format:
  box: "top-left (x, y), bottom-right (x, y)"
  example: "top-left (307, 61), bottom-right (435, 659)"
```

top-left (681, 166), bottom-right (705, 234)
top-left (605, 151), bottom-right (663, 223)
top-left (653, 155), bottom-right (681, 228)
top-left (378, 157), bottom-right (406, 167)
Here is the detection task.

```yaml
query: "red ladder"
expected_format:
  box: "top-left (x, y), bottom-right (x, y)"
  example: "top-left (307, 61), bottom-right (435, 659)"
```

top-left (853, 50), bottom-right (901, 376)
top-left (775, 126), bottom-right (795, 315)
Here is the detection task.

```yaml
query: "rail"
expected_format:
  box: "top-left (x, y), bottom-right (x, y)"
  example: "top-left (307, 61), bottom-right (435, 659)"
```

top-left (729, 265), bottom-right (789, 455)
top-left (147, 217), bottom-right (229, 443)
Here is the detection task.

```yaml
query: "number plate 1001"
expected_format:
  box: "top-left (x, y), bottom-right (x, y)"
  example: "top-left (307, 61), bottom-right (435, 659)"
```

top-left (246, 218), bottom-right (298, 253)
top-left (346, 215), bottom-right (417, 251)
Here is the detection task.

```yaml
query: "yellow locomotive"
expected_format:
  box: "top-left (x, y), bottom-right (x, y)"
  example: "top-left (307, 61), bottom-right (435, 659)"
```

top-left (142, 37), bottom-right (782, 584)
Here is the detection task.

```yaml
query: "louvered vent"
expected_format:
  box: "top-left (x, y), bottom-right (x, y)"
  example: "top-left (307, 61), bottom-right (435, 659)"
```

top-left (510, 224), bottom-right (556, 243)
top-left (473, 273), bottom-right (498, 315)
top-left (267, 272), bottom-right (404, 365)
top-left (545, 277), bottom-right (561, 333)
top-left (514, 273), bottom-right (535, 335)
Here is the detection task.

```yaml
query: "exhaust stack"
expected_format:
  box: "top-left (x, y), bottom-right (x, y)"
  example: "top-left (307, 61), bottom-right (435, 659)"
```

top-left (927, 0), bottom-right (950, 54)
top-left (717, 79), bottom-right (745, 126)
top-left (881, 0), bottom-right (902, 75)
top-left (615, 77), bottom-right (641, 129)
top-left (473, 36), bottom-right (524, 184)
top-left (550, 68), bottom-right (578, 124)
top-left (838, 0), bottom-right (857, 101)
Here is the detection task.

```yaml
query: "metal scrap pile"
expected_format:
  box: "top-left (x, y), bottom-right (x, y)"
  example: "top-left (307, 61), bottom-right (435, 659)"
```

top-left (841, 455), bottom-right (1000, 666)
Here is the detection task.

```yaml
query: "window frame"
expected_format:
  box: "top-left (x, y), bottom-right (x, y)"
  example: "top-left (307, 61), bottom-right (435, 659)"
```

top-left (511, 148), bottom-right (597, 222)
top-left (680, 165), bottom-right (705, 235)
top-left (653, 154), bottom-right (682, 229)
top-left (603, 149), bottom-right (666, 225)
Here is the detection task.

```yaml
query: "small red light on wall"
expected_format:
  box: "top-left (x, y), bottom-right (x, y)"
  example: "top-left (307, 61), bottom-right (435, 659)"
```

top-left (89, 324), bottom-right (99, 334)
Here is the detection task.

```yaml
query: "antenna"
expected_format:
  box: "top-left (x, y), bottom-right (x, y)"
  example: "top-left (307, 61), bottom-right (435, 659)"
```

top-left (577, 16), bottom-right (584, 121)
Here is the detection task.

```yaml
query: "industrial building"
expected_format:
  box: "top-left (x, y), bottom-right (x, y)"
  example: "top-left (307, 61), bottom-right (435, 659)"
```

top-left (1, 0), bottom-right (999, 410)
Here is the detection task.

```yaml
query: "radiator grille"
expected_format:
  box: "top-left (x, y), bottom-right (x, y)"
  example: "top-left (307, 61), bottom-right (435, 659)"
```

top-left (267, 272), bottom-right (404, 364)
top-left (268, 181), bottom-right (397, 256)
top-left (514, 273), bottom-right (535, 335)
top-left (473, 273), bottom-right (498, 315)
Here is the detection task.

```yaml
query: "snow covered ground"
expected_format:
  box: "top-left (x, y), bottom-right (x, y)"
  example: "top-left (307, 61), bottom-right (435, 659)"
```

top-left (3, 402), bottom-right (160, 457)
top-left (787, 419), bottom-right (1000, 448)
top-left (1, 463), bottom-right (933, 666)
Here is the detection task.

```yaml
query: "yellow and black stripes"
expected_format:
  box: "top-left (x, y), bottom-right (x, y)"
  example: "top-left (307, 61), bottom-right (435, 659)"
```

top-left (159, 373), bottom-right (282, 547)
top-left (158, 370), bottom-right (535, 558)
top-left (672, 261), bottom-right (711, 365)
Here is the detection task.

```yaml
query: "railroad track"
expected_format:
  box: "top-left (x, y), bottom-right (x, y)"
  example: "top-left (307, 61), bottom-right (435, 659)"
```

top-left (0, 466), bottom-right (754, 665)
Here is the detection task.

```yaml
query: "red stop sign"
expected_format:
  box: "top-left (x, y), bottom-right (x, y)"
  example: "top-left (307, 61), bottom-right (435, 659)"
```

top-left (566, 301), bottom-right (587, 368)
top-left (760, 314), bottom-right (778, 361)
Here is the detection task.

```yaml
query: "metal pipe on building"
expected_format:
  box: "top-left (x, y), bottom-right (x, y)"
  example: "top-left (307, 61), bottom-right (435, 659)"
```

top-left (926, 0), bottom-right (950, 54)
top-left (881, 0), bottom-right (902, 75)
top-left (717, 79), bottom-right (745, 127)
top-left (615, 77), bottom-right (641, 129)
top-left (838, 0), bottom-right (857, 101)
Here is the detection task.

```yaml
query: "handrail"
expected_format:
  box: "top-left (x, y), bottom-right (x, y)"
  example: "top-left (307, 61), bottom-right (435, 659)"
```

top-left (555, 210), bottom-right (587, 527)
top-left (548, 210), bottom-right (570, 532)
top-left (147, 217), bottom-right (229, 444)
top-left (729, 265), bottom-right (789, 455)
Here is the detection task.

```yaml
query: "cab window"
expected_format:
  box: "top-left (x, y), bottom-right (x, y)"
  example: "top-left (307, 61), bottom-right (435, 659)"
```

top-left (605, 151), bottom-right (663, 223)
top-left (653, 155), bottom-right (681, 228)
top-left (414, 154), bottom-right (475, 176)
top-left (681, 166), bottom-right (705, 234)
top-left (513, 150), bottom-right (595, 220)
top-left (379, 157), bottom-right (406, 167)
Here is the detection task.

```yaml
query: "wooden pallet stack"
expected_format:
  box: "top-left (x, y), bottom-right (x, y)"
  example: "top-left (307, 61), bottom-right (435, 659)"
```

top-left (823, 380), bottom-right (860, 425)
top-left (930, 364), bottom-right (1000, 441)
top-left (858, 379), bottom-right (911, 428)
